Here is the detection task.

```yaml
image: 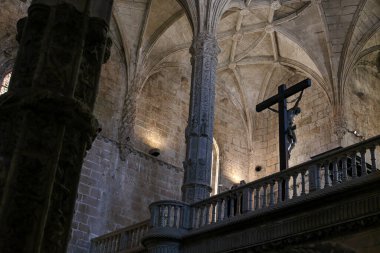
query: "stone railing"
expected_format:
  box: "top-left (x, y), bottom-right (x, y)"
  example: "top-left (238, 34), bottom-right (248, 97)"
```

top-left (90, 220), bottom-right (149, 253)
top-left (149, 200), bottom-right (191, 231)
top-left (189, 135), bottom-right (379, 229)
top-left (92, 135), bottom-right (380, 252)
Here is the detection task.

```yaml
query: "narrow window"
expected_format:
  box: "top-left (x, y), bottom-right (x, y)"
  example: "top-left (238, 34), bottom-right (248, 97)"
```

top-left (0, 72), bottom-right (11, 95)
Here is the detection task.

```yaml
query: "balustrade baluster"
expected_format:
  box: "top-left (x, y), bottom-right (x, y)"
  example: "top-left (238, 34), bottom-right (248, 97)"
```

top-left (223, 197), bottom-right (228, 220)
top-left (262, 184), bottom-right (267, 208)
top-left (284, 176), bottom-right (289, 201)
top-left (110, 236), bottom-right (115, 252)
top-left (235, 192), bottom-right (240, 215)
top-left (198, 207), bottom-right (203, 227)
top-left (134, 228), bottom-right (139, 247)
top-left (191, 207), bottom-right (197, 228)
top-left (197, 207), bottom-right (202, 227)
top-left (105, 238), bottom-right (109, 253)
top-left (158, 205), bottom-right (163, 227)
top-left (114, 236), bottom-right (119, 251)
top-left (352, 153), bottom-right (357, 178)
top-left (301, 170), bottom-right (306, 196)
top-left (200, 205), bottom-right (205, 226)
top-left (324, 161), bottom-right (330, 188)
top-left (217, 198), bottom-right (223, 221)
top-left (332, 159), bottom-right (338, 185)
top-left (342, 156), bottom-right (348, 182)
top-left (277, 180), bottom-right (283, 203)
top-left (255, 187), bottom-right (260, 209)
top-left (99, 238), bottom-right (103, 253)
top-left (292, 174), bottom-right (298, 198)
top-left (108, 239), bottom-right (112, 253)
top-left (182, 205), bottom-right (190, 229)
top-left (212, 202), bottom-right (217, 223)
top-left (316, 164), bottom-right (321, 190)
top-left (360, 149), bottom-right (367, 176)
top-left (98, 240), bottom-right (102, 253)
top-left (230, 195), bottom-right (235, 217)
top-left (116, 234), bottom-right (121, 251)
top-left (127, 233), bottom-right (131, 249)
top-left (130, 229), bottom-right (135, 248)
top-left (242, 187), bottom-right (252, 213)
top-left (173, 206), bottom-right (178, 228)
top-left (167, 205), bottom-right (172, 227)
top-left (206, 204), bottom-right (212, 224)
top-left (370, 146), bottom-right (377, 172)
top-left (269, 181), bottom-right (275, 206)
top-left (96, 241), bottom-right (100, 253)
top-left (111, 237), bottom-right (115, 252)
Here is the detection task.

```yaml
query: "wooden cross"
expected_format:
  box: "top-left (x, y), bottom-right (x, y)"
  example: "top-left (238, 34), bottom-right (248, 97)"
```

top-left (256, 79), bottom-right (311, 171)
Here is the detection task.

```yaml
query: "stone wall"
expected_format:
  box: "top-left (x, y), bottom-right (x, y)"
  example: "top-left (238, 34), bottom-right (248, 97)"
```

top-left (133, 68), bottom-right (190, 168)
top-left (343, 50), bottom-right (380, 146)
top-left (214, 79), bottom-right (251, 191)
top-left (67, 137), bottom-right (184, 253)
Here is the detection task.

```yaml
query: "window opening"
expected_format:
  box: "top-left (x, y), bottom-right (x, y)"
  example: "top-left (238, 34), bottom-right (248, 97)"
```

top-left (0, 72), bottom-right (11, 95)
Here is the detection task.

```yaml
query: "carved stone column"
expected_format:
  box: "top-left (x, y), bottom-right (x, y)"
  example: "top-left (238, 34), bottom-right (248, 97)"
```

top-left (182, 32), bottom-right (220, 203)
top-left (0, 1), bottom-right (113, 252)
top-left (178, 0), bottom-right (230, 204)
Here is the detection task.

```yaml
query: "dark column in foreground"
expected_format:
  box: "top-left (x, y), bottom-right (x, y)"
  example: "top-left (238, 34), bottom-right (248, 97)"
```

top-left (0, 1), bottom-right (112, 252)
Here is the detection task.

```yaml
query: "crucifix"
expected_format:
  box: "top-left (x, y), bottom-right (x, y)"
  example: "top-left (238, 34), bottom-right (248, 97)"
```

top-left (256, 78), bottom-right (311, 171)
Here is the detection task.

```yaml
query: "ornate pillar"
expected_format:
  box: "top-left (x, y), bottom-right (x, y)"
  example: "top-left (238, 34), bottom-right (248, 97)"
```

top-left (0, 1), bottom-right (113, 252)
top-left (178, 0), bottom-right (230, 204)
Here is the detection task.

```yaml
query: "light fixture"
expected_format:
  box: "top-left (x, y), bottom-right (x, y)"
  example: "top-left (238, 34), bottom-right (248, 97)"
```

top-left (149, 148), bottom-right (160, 157)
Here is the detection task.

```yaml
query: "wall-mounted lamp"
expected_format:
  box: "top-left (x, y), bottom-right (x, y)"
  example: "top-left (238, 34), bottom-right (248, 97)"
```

top-left (344, 127), bottom-right (365, 141)
top-left (149, 148), bottom-right (160, 157)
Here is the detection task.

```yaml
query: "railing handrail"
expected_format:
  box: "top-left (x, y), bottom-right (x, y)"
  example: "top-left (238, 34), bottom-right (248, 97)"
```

top-left (149, 200), bottom-right (188, 209)
top-left (191, 135), bottom-right (380, 207)
top-left (90, 219), bottom-right (150, 243)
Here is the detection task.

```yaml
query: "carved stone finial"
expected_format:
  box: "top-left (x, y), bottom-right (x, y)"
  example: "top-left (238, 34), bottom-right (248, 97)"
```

top-left (271, 0), bottom-right (282, 10)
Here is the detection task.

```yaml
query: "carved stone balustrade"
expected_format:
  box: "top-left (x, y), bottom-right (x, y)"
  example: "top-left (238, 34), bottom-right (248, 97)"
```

top-left (90, 220), bottom-right (149, 253)
top-left (142, 200), bottom-right (191, 253)
top-left (91, 135), bottom-right (380, 253)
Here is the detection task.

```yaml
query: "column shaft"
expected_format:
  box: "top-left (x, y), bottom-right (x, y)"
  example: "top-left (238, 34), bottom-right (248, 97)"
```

top-left (0, 2), bottom-right (112, 252)
top-left (182, 32), bottom-right (220, 203)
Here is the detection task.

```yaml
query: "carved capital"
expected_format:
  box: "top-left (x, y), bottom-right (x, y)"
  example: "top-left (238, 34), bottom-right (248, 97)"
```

top-left (190, 32), bottom-right (220, 59)
top-left (333, 111), bottom-right (347, 141)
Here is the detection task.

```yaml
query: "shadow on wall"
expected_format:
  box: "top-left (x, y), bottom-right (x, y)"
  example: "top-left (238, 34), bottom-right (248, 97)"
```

top-left (343, 51), bottom-right (380, 146)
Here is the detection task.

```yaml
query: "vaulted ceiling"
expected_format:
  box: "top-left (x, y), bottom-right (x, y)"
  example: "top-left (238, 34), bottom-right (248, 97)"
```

top-left (110, 0), bottom-right (379, 148)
